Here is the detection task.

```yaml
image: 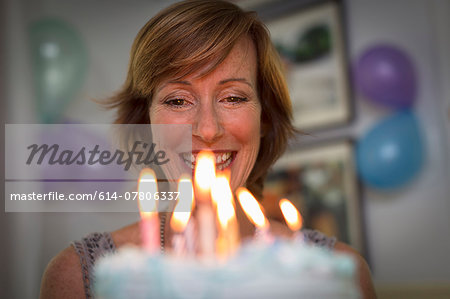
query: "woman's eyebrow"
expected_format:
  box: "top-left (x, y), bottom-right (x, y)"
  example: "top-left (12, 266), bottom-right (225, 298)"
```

top-left (156, 80), bottom-right (191, 93)
top-left (168, 80), bottom-right (191, 85)
top-left (219, 78), bottom-right (253, 88)
top-left (157, 78), bottom-right (253, 93)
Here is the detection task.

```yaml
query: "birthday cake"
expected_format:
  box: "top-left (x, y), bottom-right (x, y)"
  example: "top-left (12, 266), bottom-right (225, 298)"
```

top-left (94, 159), bottom-right (360, 298)
top-left (93, 238), bottom-right (361, 299)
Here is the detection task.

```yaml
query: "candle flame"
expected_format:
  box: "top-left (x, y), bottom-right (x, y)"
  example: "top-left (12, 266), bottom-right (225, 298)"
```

top-left (137, 168), bottom-right (158, 219)
top-left (194, 151), bottom-right (216, 193)
top-left (236, 187), bottom-right (268, 229)
top-left (212, 174), bottom-right (236, 229)
top-left (279, 198), bottom-right (302, 231)
top-left (193, 151), bottom-right (217, 259)
top-left (171, 175), bottom-right (194, 232)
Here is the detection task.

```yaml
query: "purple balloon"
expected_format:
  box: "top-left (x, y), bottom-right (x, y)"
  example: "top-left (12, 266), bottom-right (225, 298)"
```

top-left (39, 125), bottom-right (127, 195)
top-left (355, 45), bottom-right (417, 108)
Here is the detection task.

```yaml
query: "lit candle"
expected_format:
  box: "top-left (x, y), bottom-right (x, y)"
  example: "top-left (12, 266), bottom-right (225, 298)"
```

top-left (170, 176), bottom-right (194, 257)
top-left (184, 215), bottom-right (196, 256)
top-left (279, 198), bottom-right (303, 242)
top-left (211, 173), bottom-right (239, 259)
top-left (179, 176), bottom-right (196, 255)
top-left (137, 168), bottom-right (160, 253)
top-left (236, 187), bottom-right (272, 243)
top-left (194, 151), bottom-right (216, 260)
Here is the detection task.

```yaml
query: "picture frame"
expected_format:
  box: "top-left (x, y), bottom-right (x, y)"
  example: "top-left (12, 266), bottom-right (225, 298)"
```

top-left (262, 140), bottom-right (364, 253)
top-left (263, 0), bottom-right (352, 131)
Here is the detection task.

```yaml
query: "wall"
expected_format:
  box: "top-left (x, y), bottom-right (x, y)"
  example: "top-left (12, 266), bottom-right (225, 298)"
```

top-left (2, 0), bottom-right (450, 298)
top-left (346, 0), bottom-right (450, 285)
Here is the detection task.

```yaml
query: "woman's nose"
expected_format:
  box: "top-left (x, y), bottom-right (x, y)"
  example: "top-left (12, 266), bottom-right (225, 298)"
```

top-left (192, 103), bottom-right (224, 144)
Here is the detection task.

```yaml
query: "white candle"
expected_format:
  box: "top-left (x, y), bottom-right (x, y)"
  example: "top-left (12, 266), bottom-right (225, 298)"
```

top-left (170, 176), bottom-right (194, 256)
top-left (197, 205), bottom-right (215, 259)
top-left (279, 198), bottom-right (303, 242)
top-left (194, 151), bottom-right (216, 260)
top-left (171, 234), bottom-right (186, 256)
top-left (212, 174), bottom-right (239, 259)
top-left (236, 187), bottom-right (272, 243)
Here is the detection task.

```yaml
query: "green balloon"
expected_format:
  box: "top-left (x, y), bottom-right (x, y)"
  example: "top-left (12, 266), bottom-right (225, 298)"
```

top-left (29, 18), bottom-right (87, 123)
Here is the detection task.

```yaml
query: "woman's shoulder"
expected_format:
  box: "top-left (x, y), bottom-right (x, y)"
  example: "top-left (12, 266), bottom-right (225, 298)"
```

top-left (334, 242), bottom-right (377, 299)
top-left (268, 220), bottom-right (376, 298)
top-left (40, 223), bottom-right (140, 299)
top-left (268, 220), bottom-right (336, 248)
top-left (110, 221), bottom-right (141, 248)
top-left (40, 246), bottom-right (84, 299)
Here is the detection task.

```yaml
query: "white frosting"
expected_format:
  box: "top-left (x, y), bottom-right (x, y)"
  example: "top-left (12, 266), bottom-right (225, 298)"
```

top-left (94, 239), bottom-right (361, 299)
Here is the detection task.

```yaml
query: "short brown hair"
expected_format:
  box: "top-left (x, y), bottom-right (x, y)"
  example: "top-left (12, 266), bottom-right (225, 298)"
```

top-left (105, 0), bottom-right (295, 198)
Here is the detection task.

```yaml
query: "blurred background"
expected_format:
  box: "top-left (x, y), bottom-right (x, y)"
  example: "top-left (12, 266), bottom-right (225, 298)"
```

top-left (1, 0), bottom-right (449, 298)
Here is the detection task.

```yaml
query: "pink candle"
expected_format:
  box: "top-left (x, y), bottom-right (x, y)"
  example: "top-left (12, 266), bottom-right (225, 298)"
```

top-left (138, 169), bottom-right (160, 253)
top-left (140, 214), bottom-right (160, 253)
top-left (184, 219), bottom-right (196, 255)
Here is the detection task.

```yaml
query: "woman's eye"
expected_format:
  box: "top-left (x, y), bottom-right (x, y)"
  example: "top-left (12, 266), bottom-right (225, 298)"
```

top-left (164, 98), bottom-right (188, 107)
top-left (223, 96), bottom-right (248, 104)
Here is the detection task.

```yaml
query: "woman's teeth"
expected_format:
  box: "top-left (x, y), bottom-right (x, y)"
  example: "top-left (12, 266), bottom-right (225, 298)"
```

top-left (182, 152), bottom-right (233, 170)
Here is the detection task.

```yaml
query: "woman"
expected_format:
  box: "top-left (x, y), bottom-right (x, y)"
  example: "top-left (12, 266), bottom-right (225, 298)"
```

top-left (40, 1), bottom-right (376, 298)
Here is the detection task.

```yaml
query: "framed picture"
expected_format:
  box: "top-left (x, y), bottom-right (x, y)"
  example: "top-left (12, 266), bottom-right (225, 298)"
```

top-left (264, 0), bottom-right (351, 130)
top-left (262, 140), bottom-right (364, 253)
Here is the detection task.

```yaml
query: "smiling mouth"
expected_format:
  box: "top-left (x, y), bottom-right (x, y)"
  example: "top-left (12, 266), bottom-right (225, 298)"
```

top-left (180, 151), bottom-right (236, 171)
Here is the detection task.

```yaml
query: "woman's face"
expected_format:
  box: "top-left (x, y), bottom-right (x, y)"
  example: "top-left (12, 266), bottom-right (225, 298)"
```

top-left (150, 37), bottom-right (261, 191)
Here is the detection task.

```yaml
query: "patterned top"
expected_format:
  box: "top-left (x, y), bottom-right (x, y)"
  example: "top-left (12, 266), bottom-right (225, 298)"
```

top-left (72, 228), bottom-right (336, 299)
top-left (72, 232), bottom-right (116, 299)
